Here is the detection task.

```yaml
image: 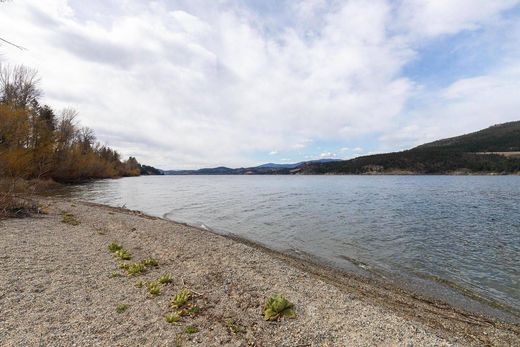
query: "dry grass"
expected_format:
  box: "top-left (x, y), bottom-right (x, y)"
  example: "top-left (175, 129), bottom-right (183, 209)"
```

top-left (0, 178), bottom-right (58, 219)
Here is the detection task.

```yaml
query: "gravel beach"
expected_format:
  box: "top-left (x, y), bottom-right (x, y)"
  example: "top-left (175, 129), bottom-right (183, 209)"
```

top-left (0, 198), bottom-right (519, 346)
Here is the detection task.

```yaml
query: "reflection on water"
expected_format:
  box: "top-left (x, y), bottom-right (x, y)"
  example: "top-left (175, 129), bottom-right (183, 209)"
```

top-left (62, 175), bottom-right (520, 320)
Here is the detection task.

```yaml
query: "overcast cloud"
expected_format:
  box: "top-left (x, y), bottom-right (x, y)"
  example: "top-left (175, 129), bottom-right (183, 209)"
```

top-left (1, 0), bottom-right (519, 168)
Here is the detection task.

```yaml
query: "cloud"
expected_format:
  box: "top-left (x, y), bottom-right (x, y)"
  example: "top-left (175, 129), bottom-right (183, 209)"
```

top-left (0, 0), bottom-right (518, 168)
top-left (269, 150), bottom-right (278, 155)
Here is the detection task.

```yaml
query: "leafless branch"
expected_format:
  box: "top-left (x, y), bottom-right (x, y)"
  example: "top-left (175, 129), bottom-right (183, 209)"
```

top-left (0, 37), bottom-right (26, 51)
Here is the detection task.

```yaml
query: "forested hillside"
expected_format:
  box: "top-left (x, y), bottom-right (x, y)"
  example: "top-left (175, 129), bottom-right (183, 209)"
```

top-left (299, 122), bottom-right (520, 175)
top-left (0, 65), bottom-right (142, 182)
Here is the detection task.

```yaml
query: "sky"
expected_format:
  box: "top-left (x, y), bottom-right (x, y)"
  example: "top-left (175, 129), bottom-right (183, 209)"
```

top-left (0, 0), bottom-right (519, 169)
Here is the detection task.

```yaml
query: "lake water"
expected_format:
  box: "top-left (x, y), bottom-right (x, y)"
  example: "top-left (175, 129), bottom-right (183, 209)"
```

top-left (63, 175), bottom-right (520, 321)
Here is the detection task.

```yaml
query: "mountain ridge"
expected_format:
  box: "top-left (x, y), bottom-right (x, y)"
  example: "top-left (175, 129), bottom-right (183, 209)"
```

top-left (161, 121), bottom-right (520, 175)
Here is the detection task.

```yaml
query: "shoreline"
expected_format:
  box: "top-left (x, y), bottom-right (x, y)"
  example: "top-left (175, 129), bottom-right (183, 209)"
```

top-left (1, 197), bottom-right (519, 346)
top-left (153, 213), bottom-right (520, 324)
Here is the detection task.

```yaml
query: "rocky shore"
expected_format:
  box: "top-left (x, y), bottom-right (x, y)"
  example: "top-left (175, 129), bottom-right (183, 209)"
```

top-left (0, 198), bottom-right (518, 346)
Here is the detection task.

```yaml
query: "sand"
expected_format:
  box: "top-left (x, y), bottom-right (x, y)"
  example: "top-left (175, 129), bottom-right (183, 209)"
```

top-left (0, 197), bottom-right (518, 346)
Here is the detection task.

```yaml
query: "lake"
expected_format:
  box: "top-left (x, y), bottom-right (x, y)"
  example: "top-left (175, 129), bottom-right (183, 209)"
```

top-left (62, 175), bottom-right (520, 321)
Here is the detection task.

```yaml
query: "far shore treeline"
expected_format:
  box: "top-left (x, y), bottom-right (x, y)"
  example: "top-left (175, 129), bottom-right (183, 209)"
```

top-left (0, 65), bottom-right (158, 183)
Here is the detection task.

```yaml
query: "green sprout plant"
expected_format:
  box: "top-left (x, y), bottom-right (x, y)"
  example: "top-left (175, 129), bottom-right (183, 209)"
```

top-left (165, 313), bottom-right (181, 324)
top-left (185, 326), bottom-right (199, 334)
top-left (61, 212), bottom-right (80, 226)
top-left (142, 257), bottom-right (159, 267)
top-left (127, 262), bottom-right (146, 275)
top-left (147, 281), bottom-right (161, 296)
top-left (135, 280), bottom-right (144, 288)
top-left (114, 249), bottom-right (132, 260)
top-left (158, 274), bottom-right (172, 284)
top-left (225, 319), bottom-right (245, 334)
top-left (116, 303), bottom-right (129, 313)
top-left (108, 242), bottom-right (123, 253)
top-left (262, 294), bottom-right (295, 321)
top-left (171, 289), bottom-right (191, 309)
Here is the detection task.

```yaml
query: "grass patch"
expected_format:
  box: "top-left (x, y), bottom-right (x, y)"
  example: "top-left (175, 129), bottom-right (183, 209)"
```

top-left (116, 303), bottom-right (129, 313)
top-left (165, 313), bottom-right (181, 324)
top-left (108, 242), bottom-right (123, 253)
top-left (142, 257), bottom-right (159, 267)
top-left (171, 289), bottom-right (191, 309)
top-left (110, 272), bottom-right (123, 278)
top-left (158, 274), bottom-right (172, 284)
top-left (147, 281), bottom-right (161, 296)
top-left (263, 294), bottom-right (295, 321)
top-left (135, 280), bottom-right (145, 288)
top-left (184, 326), bottom-right (199, 334)
top-left (225, 319), bottom-right (245, 334)
top-left (127, 262), bottom-right (146, 275)
top-left (61, 212), bottom-right (80, 226)
top-left (114, 249), bottom-right (132, 260)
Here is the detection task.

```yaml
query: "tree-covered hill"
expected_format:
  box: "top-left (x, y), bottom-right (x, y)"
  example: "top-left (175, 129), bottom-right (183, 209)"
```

top-left (299, 121), bottom-right (520, 175)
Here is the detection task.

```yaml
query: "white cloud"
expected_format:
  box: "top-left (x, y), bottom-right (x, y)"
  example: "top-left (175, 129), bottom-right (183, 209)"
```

top-left (269, 150), bottom-right (278, 155)
top-left (0, 0), bottom-right (518, 168)
top-left (397, 0), bottom-right (519, 38)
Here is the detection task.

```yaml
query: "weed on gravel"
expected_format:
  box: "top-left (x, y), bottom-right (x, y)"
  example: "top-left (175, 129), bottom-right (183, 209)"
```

top-left (263, 294), bottom-right (295, 321)
top-left (61, 212), bottom-right (80, 226)
top-left (147, 281), bottom-right (161, 296)
top-left (116, 303), bottom-right (129, 313)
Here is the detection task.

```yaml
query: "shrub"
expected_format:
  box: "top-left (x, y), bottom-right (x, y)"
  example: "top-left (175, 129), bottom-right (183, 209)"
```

top-left (0, 192), bottom-right (39, 219)
top-left (262, 294), bottom-right (295, 321)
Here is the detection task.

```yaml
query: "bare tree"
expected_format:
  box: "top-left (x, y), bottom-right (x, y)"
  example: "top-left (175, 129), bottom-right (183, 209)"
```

top-left (0, 65), bottom-right (42, 108)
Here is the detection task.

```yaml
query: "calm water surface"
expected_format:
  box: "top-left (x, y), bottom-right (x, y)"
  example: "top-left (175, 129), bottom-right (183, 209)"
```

top-left (63, 175), bottom-right (520, 320)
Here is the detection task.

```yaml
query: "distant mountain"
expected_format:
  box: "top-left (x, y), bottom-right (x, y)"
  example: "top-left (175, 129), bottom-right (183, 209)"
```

top-left (256, 159), bottom-right (341, 169)
top-left (300, 121), bottom-right (520, 175)
top-left (163, 159), bottom-right (341, 175)
top-left (160, 121), bottom-right (520, 175)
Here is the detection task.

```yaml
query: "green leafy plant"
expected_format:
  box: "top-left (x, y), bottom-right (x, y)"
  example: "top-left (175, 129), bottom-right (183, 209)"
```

top-left (171, 289), bottom-right (191, 309)
top-left (262, 294), bottom-right (295, 321)
top-left (147, 281), bottom-right (161, 296)
top-left (116, 303), bottom-right (129, 313)
top-left (158, 274), bottom-right (172, 284)
top-left (165, 313), bottom-right (181, 324)
top-left (108, 242), bottom-right (123, 253)
top-left (127, 262), bottom-right (146, 275)
top-left (118, 263), bottom-right (130, 270)
top-left (110, 272), bottom-right (123, 278)
top-left (135, 280), bottom-right (144, 288)
top-left (114, 249), bottom-right (131, 260)
top-left (187, 306), bottom-right (201, 316)
top-left (142, 257), bottom-right (159, 267)
top-left (61, 212), bottom-right (80, 226)
top-left (225, 319), bottom-right (245, 334)
top-left (185, 326), bottom-right (199, 334)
